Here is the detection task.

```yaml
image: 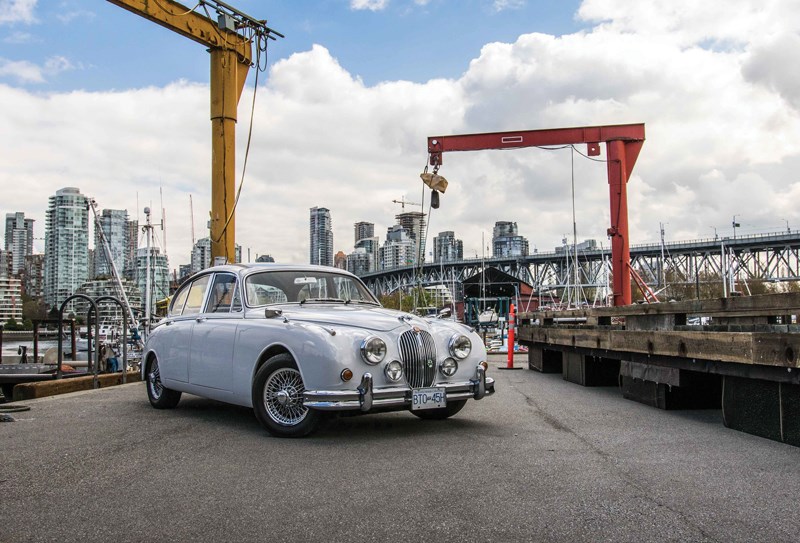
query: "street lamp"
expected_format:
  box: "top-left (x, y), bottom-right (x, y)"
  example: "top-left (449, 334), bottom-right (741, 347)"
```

top-left (710, 226), bottom-right (718, 240)
top-left (784, 219), bottom-right (790, 233)
top-left (732, 215), bottom-right (740, 240)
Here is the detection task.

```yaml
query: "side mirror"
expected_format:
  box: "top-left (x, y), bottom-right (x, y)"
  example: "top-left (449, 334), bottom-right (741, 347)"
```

top-left (437, 307), bottom-right (451, 319)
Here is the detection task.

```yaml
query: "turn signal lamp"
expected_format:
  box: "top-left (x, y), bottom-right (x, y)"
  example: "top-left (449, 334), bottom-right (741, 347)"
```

top-left (341, 369), bottom-right (353, 382)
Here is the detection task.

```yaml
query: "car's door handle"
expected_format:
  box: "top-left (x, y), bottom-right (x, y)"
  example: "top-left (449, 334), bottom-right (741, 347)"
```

top-left (195, 317), bottom-right (207, 323)
top-left (164, 320), bottom-right (173, 326)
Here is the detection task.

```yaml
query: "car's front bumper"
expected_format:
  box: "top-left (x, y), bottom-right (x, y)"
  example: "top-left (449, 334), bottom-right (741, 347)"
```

top-left (303, 365), bottom-right (495, 412)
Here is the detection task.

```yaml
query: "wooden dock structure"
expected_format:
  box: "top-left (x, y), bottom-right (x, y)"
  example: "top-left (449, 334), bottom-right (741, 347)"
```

top-left (518, 292), bottom-right (800, 446)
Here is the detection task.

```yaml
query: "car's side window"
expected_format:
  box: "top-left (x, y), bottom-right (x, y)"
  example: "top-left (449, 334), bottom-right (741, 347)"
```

top-left (182, 275), bottom-right (211, 316)
top-left (169, 284), bottom-right (191, 317)
top-left (231, 287), bottom-right (242, 312)
top-left (206, 273), bottom-right (238, 313)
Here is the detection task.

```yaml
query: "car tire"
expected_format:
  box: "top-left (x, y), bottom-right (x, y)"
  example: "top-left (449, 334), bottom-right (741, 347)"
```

top-left (252, 353), bottom-right (322, 438)
top-left (410, 399), bottom-right (467, 420)
top-left (145, 355), bottom-right (181, 409)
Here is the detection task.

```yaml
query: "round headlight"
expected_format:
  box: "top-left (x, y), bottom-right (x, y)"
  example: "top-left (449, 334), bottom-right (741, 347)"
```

top-left (440, 357), bottom-right (458, 377)
top-left (449, 334), bottom-right (472, 359)
top-left (361, 336), bottom-right (387, 365)
top-left (384, 360), bottom-right (403, 382)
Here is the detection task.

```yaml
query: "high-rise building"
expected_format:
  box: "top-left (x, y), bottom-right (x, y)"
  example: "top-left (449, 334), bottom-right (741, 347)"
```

top-left (0, 276), bottom-right (23, 323)
top-left (395, 211), bottom-right (426, 266)
top-left (492, 221), bottom-right (529, 258)
top-left (310, 207), bottom-right (333, 266)
top-left (136, 246), bottom-right (170, 315)
top-left (346, 248), bottom-right (373, 276)
top-left (94, 209), bottom-right (130, 279)
top-left (44, 187), bottom-right (89, 309)
top-left (354, 221), bottom-right (374, 245)
top-left (380, 226), bottom-right (415, 270)
top-left (123, 219), bottom-right (139, 281)
top-left (191, 237), bottom-right (241, 272)
top-left (4, 212), bottom-right (34, 276)
top-left (433, 231), bottom-right (464, 263)
top-left (23, 254), bottom-right (44, 299)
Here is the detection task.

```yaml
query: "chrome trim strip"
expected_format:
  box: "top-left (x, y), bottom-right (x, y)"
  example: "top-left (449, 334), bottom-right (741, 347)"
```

top-left (303, 374), bottom-right (495, 411)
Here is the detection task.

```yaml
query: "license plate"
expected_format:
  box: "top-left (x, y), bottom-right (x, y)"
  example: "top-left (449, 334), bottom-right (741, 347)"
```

top-left (411, 387), bottom-right (446, 410)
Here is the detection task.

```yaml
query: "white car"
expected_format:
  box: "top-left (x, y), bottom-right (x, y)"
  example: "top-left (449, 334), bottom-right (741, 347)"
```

top-left (143, 264), bottom-right (495, 437)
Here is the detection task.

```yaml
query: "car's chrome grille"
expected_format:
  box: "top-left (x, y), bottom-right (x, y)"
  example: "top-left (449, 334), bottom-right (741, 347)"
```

top-left (399, 329), bottom-right (437, 388)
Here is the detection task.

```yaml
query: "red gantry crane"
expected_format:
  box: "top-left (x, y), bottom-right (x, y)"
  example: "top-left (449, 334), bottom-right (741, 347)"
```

top-left (426, 123), bottom-right (645, 306)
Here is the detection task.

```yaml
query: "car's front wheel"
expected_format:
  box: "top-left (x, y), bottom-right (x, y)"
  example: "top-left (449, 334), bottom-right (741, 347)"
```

top-left (410, 399), bottom-right (467, 420)
top-left (145, 355), bottom-right (181, 409)
top-left (252, 353), bottom-right (322, 438)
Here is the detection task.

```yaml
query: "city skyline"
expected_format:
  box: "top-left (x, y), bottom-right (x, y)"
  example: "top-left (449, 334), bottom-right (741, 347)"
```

top-left (1, 2), bottom-right (797, 272)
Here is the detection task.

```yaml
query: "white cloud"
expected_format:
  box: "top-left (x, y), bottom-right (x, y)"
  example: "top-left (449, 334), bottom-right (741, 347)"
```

top-left (0, 0), bottom-right (36, 25)
top-left (3, 31), bottom-right (36, 44)
top-left (493, 0), bottom-right (525, 12)
top-left (350, 0), bottom-right (389, 11)
top-left (0, 54), bottom-right (76, 83)
top-left (2, 0), bottom-right (800, 270)
top-left (0, 58), bottom-right (43, 82)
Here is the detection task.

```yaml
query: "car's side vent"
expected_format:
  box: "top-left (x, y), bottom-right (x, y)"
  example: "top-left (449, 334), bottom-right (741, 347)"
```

top-left (398, 329), bottom-right (437, 388)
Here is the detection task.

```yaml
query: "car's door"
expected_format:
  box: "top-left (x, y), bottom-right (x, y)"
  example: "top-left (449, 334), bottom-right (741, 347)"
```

top-left (188, 272), bottom-right (241, 391)
top-left (159, 274), bottom-right (210, 383)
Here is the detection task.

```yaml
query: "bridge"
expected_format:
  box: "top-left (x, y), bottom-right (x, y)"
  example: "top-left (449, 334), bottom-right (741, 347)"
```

top-left (359, 230), bottom-right (800, 300)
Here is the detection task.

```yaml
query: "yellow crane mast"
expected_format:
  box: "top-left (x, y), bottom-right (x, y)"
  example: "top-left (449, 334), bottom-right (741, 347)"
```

top-left (107, 0), bottom-right (281, 263)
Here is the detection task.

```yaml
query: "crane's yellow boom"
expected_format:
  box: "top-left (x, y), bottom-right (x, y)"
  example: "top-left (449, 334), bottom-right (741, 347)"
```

top-left (107, 0), bottom-right (253, 263)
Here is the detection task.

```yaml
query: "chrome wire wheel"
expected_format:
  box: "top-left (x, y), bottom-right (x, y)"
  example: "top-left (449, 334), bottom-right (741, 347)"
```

top-left (263, 367), bottom-right (308, 426)
top-left (148, 358), bottom-right (163, 400)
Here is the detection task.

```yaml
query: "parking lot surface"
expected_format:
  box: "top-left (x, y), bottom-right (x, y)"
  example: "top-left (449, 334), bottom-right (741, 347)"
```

top-left (2, 355), bottom-right (799, 542)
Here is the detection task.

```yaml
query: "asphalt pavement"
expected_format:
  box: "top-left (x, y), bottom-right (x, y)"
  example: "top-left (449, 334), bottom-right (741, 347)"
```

top-left (1, 354), bottom-right (799, 543)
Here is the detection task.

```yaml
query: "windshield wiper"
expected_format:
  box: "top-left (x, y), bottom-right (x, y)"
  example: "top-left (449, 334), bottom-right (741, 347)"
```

top-left (299, 297), bottom-right (346, 305)
top-left (344, 299), bottom-right (380, 306)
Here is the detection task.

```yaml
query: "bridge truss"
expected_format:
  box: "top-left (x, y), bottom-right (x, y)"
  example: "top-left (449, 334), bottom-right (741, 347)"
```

top-left (360, 231), bottom-right (800, 301)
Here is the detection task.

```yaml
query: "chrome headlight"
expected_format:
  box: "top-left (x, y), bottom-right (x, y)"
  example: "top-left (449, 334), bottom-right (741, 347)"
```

top-left (360, 336), bottom-right (387, 365)
top-left (448, 334), bottom-right (472, 359)
top-left (440, 357), bottom-right (458, 377)
top-left (384, 360), bottom-right (403, 381)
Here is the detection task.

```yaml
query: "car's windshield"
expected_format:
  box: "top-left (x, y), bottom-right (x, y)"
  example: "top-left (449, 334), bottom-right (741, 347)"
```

top-left (245, 270), bottom-right (379, 307)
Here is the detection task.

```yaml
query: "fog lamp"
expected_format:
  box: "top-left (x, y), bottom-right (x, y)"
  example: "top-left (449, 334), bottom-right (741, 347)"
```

top-left (384, 360), bottom-right (403, 382)
top-left (440, 357), bottom-right (458, 377)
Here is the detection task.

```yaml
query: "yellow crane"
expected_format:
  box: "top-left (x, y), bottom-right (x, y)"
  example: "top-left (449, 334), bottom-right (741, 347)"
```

top-left (107, 0), bottom-right (281, 262)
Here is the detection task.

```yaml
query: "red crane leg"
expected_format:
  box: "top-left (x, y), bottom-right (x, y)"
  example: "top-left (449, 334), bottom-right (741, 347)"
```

top-left (606, 140), bottom-right (631, 306)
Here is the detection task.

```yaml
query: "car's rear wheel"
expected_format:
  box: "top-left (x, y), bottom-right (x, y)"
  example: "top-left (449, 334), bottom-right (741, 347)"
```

top-left (410, 399), bottom-right (467, 420)
top-left (146, 355), bottom-right (181, 409)
top-left (253, 353), bottom-right (322, 438)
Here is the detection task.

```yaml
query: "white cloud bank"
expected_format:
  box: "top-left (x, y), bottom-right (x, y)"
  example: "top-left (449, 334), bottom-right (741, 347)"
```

top-left (2, 0), bottom-right (800, 269)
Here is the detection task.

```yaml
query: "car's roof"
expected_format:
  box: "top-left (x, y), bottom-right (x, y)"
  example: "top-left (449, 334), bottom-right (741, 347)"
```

top-left (199, 263), bottom-right (357, 276)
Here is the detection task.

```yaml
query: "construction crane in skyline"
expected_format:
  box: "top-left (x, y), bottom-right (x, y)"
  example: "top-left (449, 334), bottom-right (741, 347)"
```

top-left (391, 196), bottom-right (422, 211)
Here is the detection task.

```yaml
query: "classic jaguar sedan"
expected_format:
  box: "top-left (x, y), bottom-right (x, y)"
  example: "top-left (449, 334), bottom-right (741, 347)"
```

top-left (143, 264), bottom-right (494, 437)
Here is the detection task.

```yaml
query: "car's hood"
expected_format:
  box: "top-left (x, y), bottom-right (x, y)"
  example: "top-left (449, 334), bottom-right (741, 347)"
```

top-left (279, 304), bottom-right (428, 332)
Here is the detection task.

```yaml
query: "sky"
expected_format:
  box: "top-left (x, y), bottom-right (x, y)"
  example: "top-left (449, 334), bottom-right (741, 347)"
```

top-left (1, 0), bottom-right (799, 271)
